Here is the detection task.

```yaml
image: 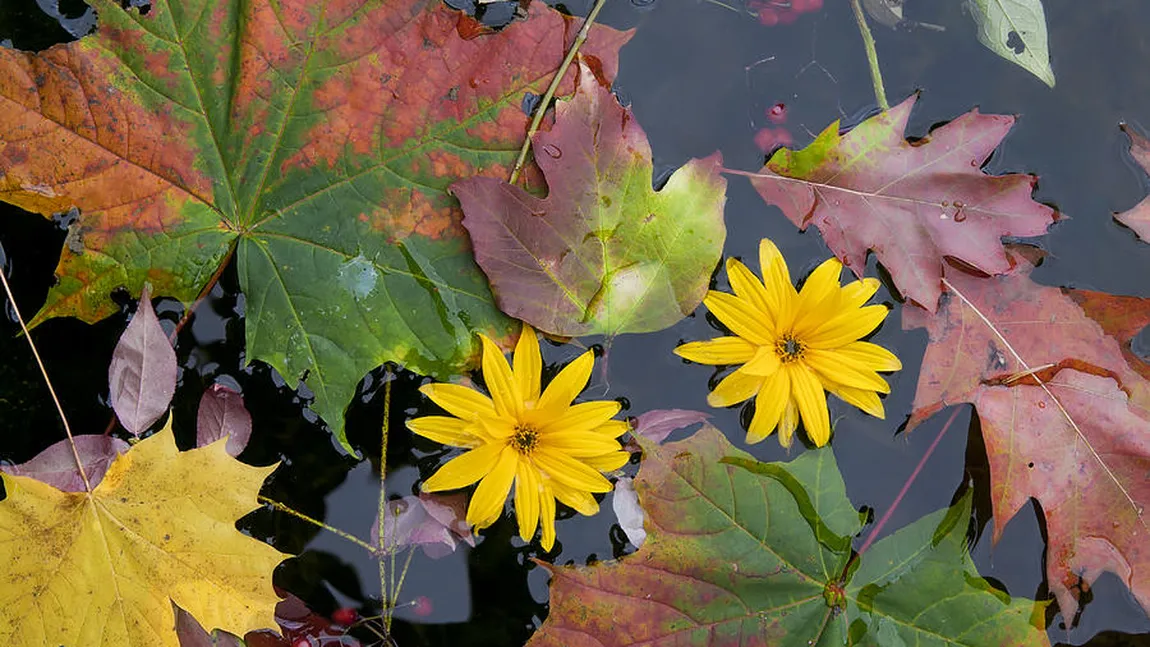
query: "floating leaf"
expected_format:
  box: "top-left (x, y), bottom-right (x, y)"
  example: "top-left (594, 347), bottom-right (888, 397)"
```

top-left (610, 476), bottom-right (646, 547)
top-left (372, 492), bottom-right (475, 559)
top-left (631, 408), bottom-right (710, 444)
top-left (749, 95), bottom-right (1056, 311)
top-left (0, 423), bottom-right (289, 647)
top-left (0, 434), bottom-right (129, 491)
top-left (965, 0), bottom-right (1056, 87)
top-left (176, 605), bottom-right (243, 647)
top-left (0, 0), bottom-right (628, 449)
top-left (973, 370), bottom-right (1150, 618)
top-left (1114, 124), bottom-right (1150, 241)
top-left (453, 60), bottom-right (726, 336)
top-left (529, 425), bottom-right (1048, 646)
top-left (108, 285), bottom-right (177, 436)
top-left (197, 383), bottom-right (253, 457)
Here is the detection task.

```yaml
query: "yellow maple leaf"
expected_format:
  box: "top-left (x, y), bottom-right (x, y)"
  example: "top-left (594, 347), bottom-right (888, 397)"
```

top-left (0, 425), bottom-right (290, 647)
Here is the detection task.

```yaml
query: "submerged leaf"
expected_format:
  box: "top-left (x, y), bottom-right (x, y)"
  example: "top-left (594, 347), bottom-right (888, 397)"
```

top-left (108, 285), bottom-right (177, 436)
top-left (1115, 123), bottom-right (1150, 241)
top-left (454, 60), bottom-right (726, 336)
top-left (750, 95), bottom-right (1056, 311)
top-left (197, 383), bottom-right (253, 457)
top-left (0, 0), bottom-right (628, 449)
top-left (529, 426), bottom-right (1048, 647)
top-left (0, 423), bottom-right (289, 647)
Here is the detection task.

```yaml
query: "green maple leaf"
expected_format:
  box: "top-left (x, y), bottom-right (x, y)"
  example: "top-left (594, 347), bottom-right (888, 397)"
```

top-left (0, 0), bottom-right (628, 448)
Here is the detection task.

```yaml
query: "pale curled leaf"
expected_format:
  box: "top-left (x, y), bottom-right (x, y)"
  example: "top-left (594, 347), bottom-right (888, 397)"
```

top-left (965, 0), bottom-right (1056, 87)
top-left (631, 408), bottom-right (709, 444)
top-left (372, 493), bottom-right (475, 559)
top-left (109, 285), bottom-right (177, 436)
top-left (0, 434), bottom-right (129, 491)
top-left (197, 383), bottom-right (253, 457)
top-left (1115, 124), bottom-right (1150, 241)
top-left (610, 476), bottom-right (645, 547)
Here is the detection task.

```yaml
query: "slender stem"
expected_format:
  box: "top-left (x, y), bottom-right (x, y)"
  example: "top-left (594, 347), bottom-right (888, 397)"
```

top-left (377, 373), bottom-right (394, 626)
top-left (848, 0), bottom-right (889, 111)
top-left (386, 547), bottom-right (417, 631)
top-left (259, 495), bottom-right (377, 552)
top-left (854, 406), bottom-right (962, 558)
top-left (0, 268), bottom-right (91, 492)
top-left (508, 0), bottom-right (608, 185)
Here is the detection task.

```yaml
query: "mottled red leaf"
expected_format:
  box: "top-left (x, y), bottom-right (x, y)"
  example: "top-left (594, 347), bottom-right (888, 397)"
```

top-left (0, 434), bottom-right (129, 491)
top-left (902, 251), bottom-right (1150, 430)
top-left (0, 0), bottom-right (629, 449)
top-left (196, 383), bottom-right (253, 457)
top-left (1115, 123), bottom-right (1150, 241)
top-left (749, 94), bottom-right (1057, 311)
top-left (453, 60), bottom-right (727, 336)
top-left (108, 286), bottom-right (177, 436)
top-left (973, 370), bottom-right (1150, 618)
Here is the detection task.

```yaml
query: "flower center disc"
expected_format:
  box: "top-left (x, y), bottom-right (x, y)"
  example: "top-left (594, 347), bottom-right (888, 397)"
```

top-left (512, 425), bottom-right (539, 455)
top-left (776, 334), bottom-right (806, 363)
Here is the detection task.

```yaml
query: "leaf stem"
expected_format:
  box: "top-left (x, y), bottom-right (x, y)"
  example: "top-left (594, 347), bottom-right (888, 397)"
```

top-left (378, 372), bottom-right (394, 629)
top-left (259, 495), bottom-right (377, 552)
top-left (848, 0), bottom-right (889, 111)
top-left (508, 0), bottom-right (608, 185)
top-left (0, 266), bottom-right (91, 492)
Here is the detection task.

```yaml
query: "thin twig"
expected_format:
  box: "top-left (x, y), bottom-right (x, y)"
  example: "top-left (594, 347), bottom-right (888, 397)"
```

top-left (259, 495), bottom-right (377, 552)
top-left (0, 268), bottom-right (91, 492)
top-left (378, 372), bottom-right (394, 629)
top-left (508, 0), bottom-right (608, 185)
top-left (848, 0), bottom-right (889, 111)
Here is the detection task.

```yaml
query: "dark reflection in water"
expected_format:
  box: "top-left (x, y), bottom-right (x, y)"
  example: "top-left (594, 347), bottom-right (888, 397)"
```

top-left (1, 0), bottom-right (1149, 645)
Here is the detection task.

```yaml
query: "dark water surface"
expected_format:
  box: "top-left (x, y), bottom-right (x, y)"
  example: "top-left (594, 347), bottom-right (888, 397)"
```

top-left (1, 1), bottom-right (1149, 645)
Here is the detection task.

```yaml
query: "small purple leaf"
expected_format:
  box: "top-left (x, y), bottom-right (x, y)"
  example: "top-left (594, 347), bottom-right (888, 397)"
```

top-left (611, 476), bottom-right (646, 547)
top-left (196, 383), bottom-right (253, 457)
top-left (108, 285), bottom-right (177, 436)
top-left (632, 409), bottom-right (710, 444)
top-left (1, 434), bottom-right (129, 491)
top-left (174, 604), bottom-right (242, 647)
top-left (372, 493), bottom-right (475, 559)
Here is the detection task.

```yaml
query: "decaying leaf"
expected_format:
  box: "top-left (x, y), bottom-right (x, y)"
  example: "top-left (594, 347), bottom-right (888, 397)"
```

top-left (108, 285), bottom-right (177, 436)
top-left (372, 492), bottom-right (475, 559)
top-left (1115, 123), bottom-right (1150, 241)
top-left (749, 94), bottom-right (1056, 311)
top-left (0, 434), bottom-right (129, 491)
top-left (453, 60), bottom-right (726, 337)
top-left (0, 0), bottom-right (628, 449)
top-left (0, 423), bottom-right (289, 647)
top-left (974, 370), bottom-right (1149, 618)
top-left (964, 0), bottom-right (1056, 87)
top-left (529, 425), bottom-right (1048, 647)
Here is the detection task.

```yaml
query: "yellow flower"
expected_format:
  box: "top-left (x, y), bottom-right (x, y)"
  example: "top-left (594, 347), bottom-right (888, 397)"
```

top-left (674, 238), bottom-right (901, 447)
top-left (407, 326), bottom-right (630, 551)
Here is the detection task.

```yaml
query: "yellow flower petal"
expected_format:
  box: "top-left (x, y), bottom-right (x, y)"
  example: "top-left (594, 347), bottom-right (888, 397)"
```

top-left (540, 485), bottom-right (557, 551)
top-left (533, 449), bottom-right (613, 493)
top-left (594, 420), bottom-right (631, 438)
top-left (837, 340), bottom-right (903, 372)
top-left (422, 442), bottom-right (504, 492)
top-left (419, 383), bottom-right (495, 421)
top-left (673, 337), bottom-right (757, 365)
top-left (778, 398), bottom-right (799, 448)
top-left (803, 349), bottom-right (891, 393)
top-left (481, 334), bottom-right (523, 419)
top-left (759, 238), bottom-right (796, 315)
top-left (789, 366), bottom-right (831, 446)
top-left (552, 480), bottom-right (599, 516)
top-left (703, 291), bottom-right (773, 346)
top-left (706, 369), bottom-right (764, 407)
top-left (582, 450), bottom-right (630, 471)
top-left (726, 258), bottom-right (776, 335)
top-left (539, 400), bottom-right (621, 436)
top-left (747, 370), bottom-right (790, 444)
top-left (513, 324), bottom-right (542, 403)
top-left (806, 304), bottom-right (890, 349)
top-left (467, 447), bottom-right (518, 528)
top-left (741, 344), bottom-right (781, 377)
top-left (828, 384), bottom-right (886, 419)
top-left (792, 257), bottom-right (843, 331)
top-left (537, 350), bottom-right (594, 412)
top-left (406, 416), bottom-right (482, 448)
top-left (514, 461), bottom-right (542, 543)
top-left (840, 278), bottom-right (880, 309)
top-left (539, 431), bottom-right (623, 457)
